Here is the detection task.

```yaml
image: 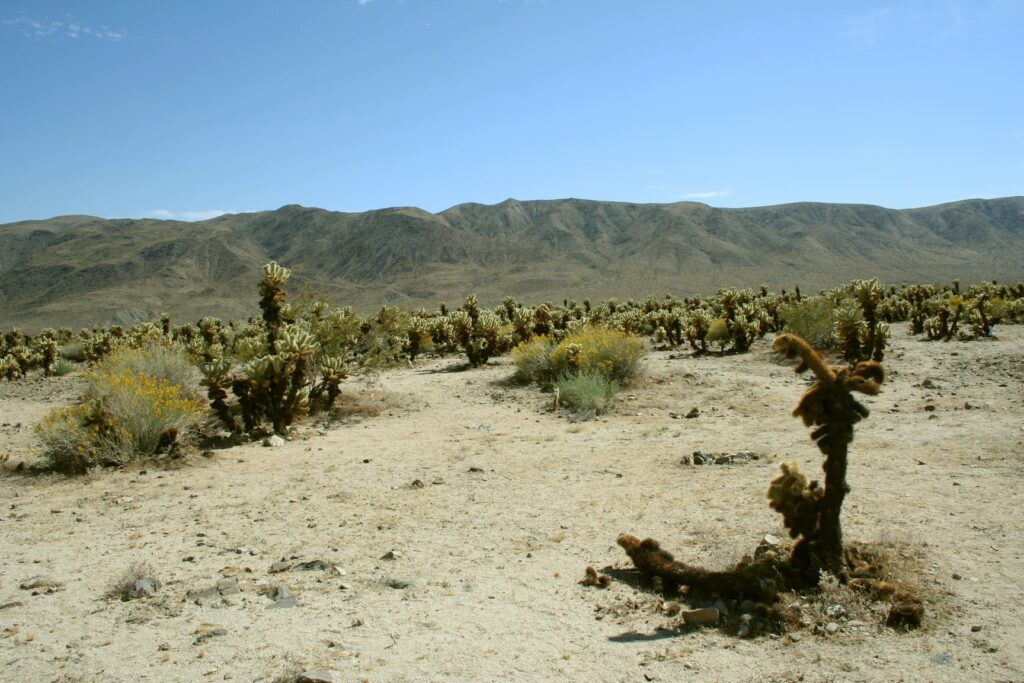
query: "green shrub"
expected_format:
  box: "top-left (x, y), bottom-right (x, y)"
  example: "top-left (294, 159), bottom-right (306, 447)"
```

top-left (35, 347), bottom-right (203, 473)
top-left (545, 326), bottom-right (644, 383)
top-left (52, 358), bottom-right (74, 376)
top-left (554, 371), bottom-right (618, 418)
top-left (511, 336), bottom-right (556, 384)
top-left (779, 296), bottom-right (840, 349)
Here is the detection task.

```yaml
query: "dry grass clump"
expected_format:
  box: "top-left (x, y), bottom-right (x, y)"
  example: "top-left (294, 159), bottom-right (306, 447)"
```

top-left (106, 561), bottom-right (160, 601)
top-left (328, 387), bottom-right (405, 419)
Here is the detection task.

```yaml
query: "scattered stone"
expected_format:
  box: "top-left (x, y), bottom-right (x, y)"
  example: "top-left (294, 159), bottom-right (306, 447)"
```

top-left (409, 479), bottom-right (425, 489)
top-left (0, 600), bottom-right (24, 611)
top-left (262, 435), bottom-right (285, 448)
top-left (762, 534), bottom-right (780, 547)
top-left (952, 573), bottom-right (963, 580)
top-left (380, 550), bottom-right (401, 561)
top-left (477, 422), bottom-right (491, 431)
top-left (297, 670), bottom-right (340, 683)
top-left (825, 622), bottom-right (840, 635)
top-left (681, 607), bottom-right (719, 626)
top-left (923, 404), bottom-right (936, 412)
top-left (296, 560), bottom-right (331, 571)
top-left (19, 576), bottom-right (65, 593)
top-left (127, 578), bottom-right (160, 600)
top-left (382, 577), bottom-right (418, 590)
top-left (187, 578), bottom-right (240, 606)
top-left (692, 451), bottom-right (714, 465)
top-left (922, 378), bottom-right (940, 389)
top-left (266, 585), bottom-right (298, 608)
top-left (668, 411), bottom-right (683, 419)
top-left (964, 400), bottom-right (978, 410)
top-left (971, 624), bottom-right (983, 632)
top-left (270, 561), bottom-right (291, 573)
top-left (685, 407), bottom-right (700, 418)
top-left (825, 604), bottom-right (846, 619)
top-left (468, 466), bottom-right (484, 473)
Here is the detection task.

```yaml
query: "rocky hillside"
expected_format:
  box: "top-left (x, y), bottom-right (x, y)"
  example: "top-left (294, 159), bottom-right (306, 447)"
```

top-left (1, 197), bottom-right (1022, 330)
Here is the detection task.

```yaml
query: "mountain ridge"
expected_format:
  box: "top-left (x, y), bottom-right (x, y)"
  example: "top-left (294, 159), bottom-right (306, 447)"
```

top-left (2, 196), bottom-right (1022, 330)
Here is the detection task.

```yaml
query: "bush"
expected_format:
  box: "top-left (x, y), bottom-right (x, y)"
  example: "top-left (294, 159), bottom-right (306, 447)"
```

top-left (51, 358), bottom-right (74, 376)
top-left (36, 347), bottom-right (203, 473)
top-left (555, 371), bottom-right (618, 418)
top-left (511, 336), bottom-right (556, 384)
top-left (779, 296), bottom-right (841, 349)
top-left (95, 344), bottom-right (200, 391)
top-left (545, 326), bottom-right (644, 383)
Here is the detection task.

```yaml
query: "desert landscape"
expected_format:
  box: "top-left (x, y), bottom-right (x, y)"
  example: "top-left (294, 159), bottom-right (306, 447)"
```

top-left (2, 294), bottom-right (1023, 682)
top-left (4, 3), bottom-right (1023, 681)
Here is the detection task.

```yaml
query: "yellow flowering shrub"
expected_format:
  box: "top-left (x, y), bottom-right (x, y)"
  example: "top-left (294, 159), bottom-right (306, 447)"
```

top-left (513, 326), bottom-right (643, 385)
top-left (36, 361), bottom-right (203, 474)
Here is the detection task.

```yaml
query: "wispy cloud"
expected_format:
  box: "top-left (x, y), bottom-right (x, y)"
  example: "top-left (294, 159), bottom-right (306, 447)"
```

top-left (681, 190), bottom-right (731, 200)
top-left (357, 0), bottom-right (374, 5)
top-left (2, 15), bottom-right (126, 41)
top-left (146, 209), bottom-right (230, 222)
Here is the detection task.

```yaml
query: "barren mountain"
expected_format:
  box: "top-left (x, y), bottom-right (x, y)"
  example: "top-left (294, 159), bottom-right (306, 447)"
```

top-left (1, 197), bottom-right (1022, 330)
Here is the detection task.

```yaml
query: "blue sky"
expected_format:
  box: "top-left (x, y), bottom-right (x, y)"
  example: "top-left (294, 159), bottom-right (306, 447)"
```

top-left (1, 0), bottom-right (1022, 223)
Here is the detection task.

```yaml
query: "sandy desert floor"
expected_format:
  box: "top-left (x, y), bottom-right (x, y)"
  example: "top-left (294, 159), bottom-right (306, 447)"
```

top-left (1, 327), bottom-right (1023, 682)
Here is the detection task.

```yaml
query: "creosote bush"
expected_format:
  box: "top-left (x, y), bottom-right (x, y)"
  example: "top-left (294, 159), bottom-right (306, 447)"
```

top-left (36, 346), bottom-right (204, 473)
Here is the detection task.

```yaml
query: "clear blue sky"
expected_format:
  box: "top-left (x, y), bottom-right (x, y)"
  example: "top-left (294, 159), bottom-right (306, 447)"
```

top-left (1, 0), bottom-right (1022, 223)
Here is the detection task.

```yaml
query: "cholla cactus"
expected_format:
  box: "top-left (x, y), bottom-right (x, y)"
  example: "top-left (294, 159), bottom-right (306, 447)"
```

top-left (312, 356), bottom-right (348, 410)
top-left (832, 301), bottom-right (866, 363)
top-left (259, 262), bottom-right (291, 344)
top-left (406, 317), bottom-right (431, 362)
top-left (772, 332), bottom-right (884, 580)
top-left (685, 309), bottom-right (713, 353)
top-left (201, 357), bottom-right (237, 432)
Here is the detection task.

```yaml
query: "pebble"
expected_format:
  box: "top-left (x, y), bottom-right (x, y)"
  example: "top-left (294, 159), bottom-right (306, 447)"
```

top-left (382, 577), bottom-right (418, 590)
top-left (127, 577), bottom-right (160, 600)
top-left (380, 550), bottom-right (401, 561)
top-left (266, 584), bottom-right (298, 608)
top-left (682, 607), bottom-right (719, 626)
top-left (297, 671), bottom-right (340, 683)
top-left (262, 435), bottom-right (285, 447)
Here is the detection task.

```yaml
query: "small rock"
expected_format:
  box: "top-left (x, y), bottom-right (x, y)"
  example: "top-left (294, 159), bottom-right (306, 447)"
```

top-left (127, 578), bottom-right (160, 599)
top-left (825, 604), bottom-right (846, 619)
top-left (668, 412), bottom-right (683, 419)
top-left (0, 600), bottom-right (24, 611)
top-left (923, 404), bottom-right (936, 412)
top-left (952, 573), bottom-right (962, 580)
top-left (762, 534), bottom-right (780, 547)
top-left (296, 560), bottom-right (331, 571)
top-left (964, 400), bottom-right (977, 410)
top-left (922, 378), bottom-right (940, 389)
top-left (216, 578), bottom-right (240, 595)
top-left (971, 624), bottom-right (983, 632)
top-left (681, 607), bottom-right (719, 626)
top-left (692, 451), bottom-right (713, 465)
top-left (380, 550), bottom-right (401, 561)
top-left (382, 577), bottom-right (418, 590)
top-left (269, 561), bottom-right (291, 573)
top-left (825, 622), bottom-right (840, 634)
top-left (685, 407), bottom-right (700, 418)
top-left (19, 577), bottom-right (65, 592)
top-left (262, 435), bottom-right (285, 447)
top-left (266, 584), bottom-right (298, 608)
top-left (409, 479), bottom-right (425, 489)
top-left (297, 670), bottom-right (340, 683)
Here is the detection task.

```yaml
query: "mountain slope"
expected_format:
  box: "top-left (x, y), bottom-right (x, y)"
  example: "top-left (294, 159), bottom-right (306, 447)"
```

top-left (1, 197), bottom-right (1022, 330)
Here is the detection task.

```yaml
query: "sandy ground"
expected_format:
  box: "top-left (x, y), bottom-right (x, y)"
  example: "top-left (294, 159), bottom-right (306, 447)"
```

top-left (1, 327), bottom-right (1023, 683)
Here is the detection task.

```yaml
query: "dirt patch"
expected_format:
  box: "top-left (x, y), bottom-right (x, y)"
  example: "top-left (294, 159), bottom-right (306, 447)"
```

top-left (1, 327), bottom-right (1022, 681)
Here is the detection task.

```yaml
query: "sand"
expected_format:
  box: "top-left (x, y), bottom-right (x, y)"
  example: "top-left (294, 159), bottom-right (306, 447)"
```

top-left (1, 327), bottom-right (1022, 682)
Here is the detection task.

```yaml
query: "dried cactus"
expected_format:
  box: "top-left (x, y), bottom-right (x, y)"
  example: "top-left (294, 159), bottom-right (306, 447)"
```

top-left (772, 332), bottom-right (884, 580)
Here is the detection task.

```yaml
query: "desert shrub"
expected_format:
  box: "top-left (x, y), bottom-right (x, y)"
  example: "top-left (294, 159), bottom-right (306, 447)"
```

top-left (36, 360), bottom-right (204, 474)
top-left (779, 295), bottom-right (838, 349)
top-left (51, 359), bottom-right (74, 376)
top-left (545, 326), bottom-right (644, 383)
top-left (511, 336), bottom-right (556, 384)
top-left (95, 344), bottom-right (200, 392)
top-left (554, 371), bottom-right (618, 418)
